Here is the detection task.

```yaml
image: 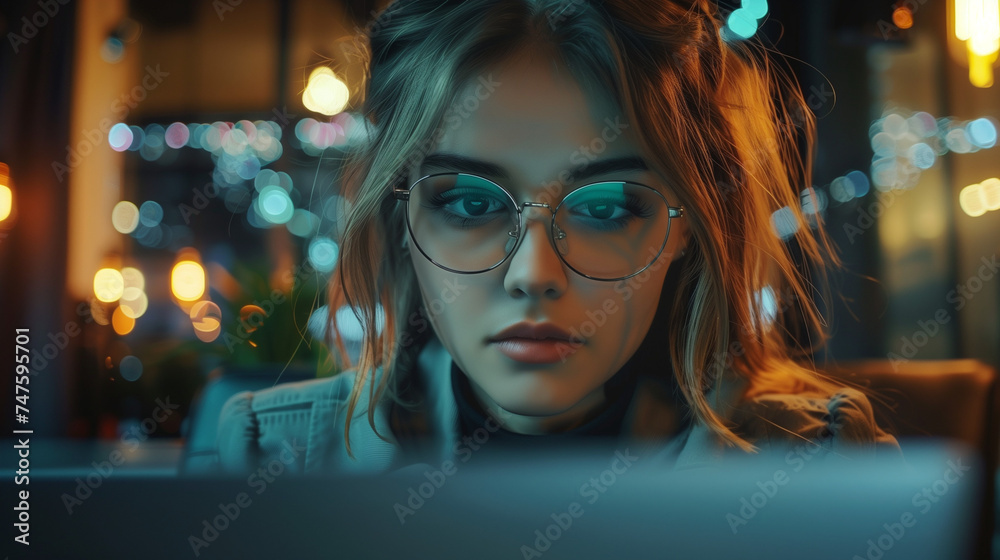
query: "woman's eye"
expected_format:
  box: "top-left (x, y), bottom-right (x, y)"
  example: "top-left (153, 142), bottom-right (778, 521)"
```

top-left (582, 200), bottom-right (625, 220)
top-left (431, 188), bottom-right (508, 220)
top-left (459, 195), bottom-right (495, 216)
top-left (445, 193), bottom-right (504, 215)
top-left (569, 198), bottom-right (631, 220)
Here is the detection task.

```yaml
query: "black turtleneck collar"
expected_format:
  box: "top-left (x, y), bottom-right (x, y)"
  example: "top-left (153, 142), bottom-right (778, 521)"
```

top-left (450, 359), bottom-right (640, 444)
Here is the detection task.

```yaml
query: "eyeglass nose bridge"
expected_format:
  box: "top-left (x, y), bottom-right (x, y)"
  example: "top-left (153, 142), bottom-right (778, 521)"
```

top-left (505, 201), bottom-right (569, 262)
top-left (520, 201), bottom-right (553, 211)
top-left (511, 201), bottom-right (568, 241)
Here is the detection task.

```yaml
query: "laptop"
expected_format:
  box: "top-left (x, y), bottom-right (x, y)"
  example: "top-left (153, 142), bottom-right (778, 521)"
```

top-left (4, 440), bottom-right (982, 559)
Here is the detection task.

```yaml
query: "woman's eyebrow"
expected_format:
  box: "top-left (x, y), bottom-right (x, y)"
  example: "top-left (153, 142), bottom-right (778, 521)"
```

top-left (570, 156), bottom-right (649, 182)
top-left (420, 153), bottom-right (509, 178)
top-left (419, 153), bottom-right (649, 182)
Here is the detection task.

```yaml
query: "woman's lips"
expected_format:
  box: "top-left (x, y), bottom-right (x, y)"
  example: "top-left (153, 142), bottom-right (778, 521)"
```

top-left (492, 338), bottom-right (580, 364)
top-left (488, 322), bottom-right (584, 364)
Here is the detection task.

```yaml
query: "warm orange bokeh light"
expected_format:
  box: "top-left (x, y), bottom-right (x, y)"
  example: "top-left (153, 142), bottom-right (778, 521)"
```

top-left (893, 7), bottom-right (914, 30)
top-left (94, 268), bottom-right (125, 302)
top-left (955, 0), bottom-right (1000, 86)
top-left (303, 66), bottom-right (350, 116)
top-left (969, 46), bottom-right (997, 87)
top-left (171, 260), bottom-right (206, 302)
top-left (189, 300), bottom-right (222, 342)
top-left (112, 306), bottom-right (135, 336)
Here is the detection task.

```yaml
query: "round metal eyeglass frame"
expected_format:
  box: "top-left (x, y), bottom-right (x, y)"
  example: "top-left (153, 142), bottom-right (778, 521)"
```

top-left (393, 172), bottom-right (685, 282)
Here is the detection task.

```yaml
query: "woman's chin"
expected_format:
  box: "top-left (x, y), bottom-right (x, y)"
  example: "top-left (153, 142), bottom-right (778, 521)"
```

top-left (486, 390), bottom-right (586, 418)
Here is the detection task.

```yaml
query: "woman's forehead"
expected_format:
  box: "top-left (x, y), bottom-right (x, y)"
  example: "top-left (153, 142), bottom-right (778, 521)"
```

top-left (430, 53), bottom-right (641, 185)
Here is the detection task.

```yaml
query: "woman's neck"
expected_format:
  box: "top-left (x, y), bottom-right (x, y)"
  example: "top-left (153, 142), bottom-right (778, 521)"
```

top-left (467, 381), bottom-right (609, 435)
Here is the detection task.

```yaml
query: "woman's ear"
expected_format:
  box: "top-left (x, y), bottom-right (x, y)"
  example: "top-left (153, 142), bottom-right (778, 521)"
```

top-left (674, 223), bottom-right (692, 260)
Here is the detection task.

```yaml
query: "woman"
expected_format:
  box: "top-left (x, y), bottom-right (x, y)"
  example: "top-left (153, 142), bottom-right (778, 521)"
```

top-left (216, 0), bottom-right (899, 474)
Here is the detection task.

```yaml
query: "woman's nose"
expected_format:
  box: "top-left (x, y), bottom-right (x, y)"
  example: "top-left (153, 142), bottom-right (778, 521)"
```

top-left (502, 208), bottom-right (568, 299)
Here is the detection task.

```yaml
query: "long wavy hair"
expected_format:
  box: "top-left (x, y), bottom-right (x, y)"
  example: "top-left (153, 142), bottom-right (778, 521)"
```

top-left (327, 0), bottom-right (843, 455)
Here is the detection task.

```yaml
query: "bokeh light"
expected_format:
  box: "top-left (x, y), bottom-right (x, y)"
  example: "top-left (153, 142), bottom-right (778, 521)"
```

top-left (969, 51), bottom-right (995, 88)
top-left (960, 182), bottom-right (988, 217)
top-left (171, 260), bottom-right (206, 301)
top-left (770, 206), bottom-right (799, 240)
top-left (112, 201), bottom-right (140, 234)
top-left (165, 122), bottom-right (190, 148)
top-left (190, 300), bottom-right (222, 343)
top-left (121, 267), bottom-right (145, 290)
top-left (892, 6), bottom-right (914, 30)
top-left (287, 209), bottom-right (320, 237)
top-left (829, 176), bottom-right (855, 203)
top-left (275, 171), bottom-right (293, 191)
top-left (127, 125), bottom-right (145, 151)
top-left (109, 123), bottom-right (133, 152)
top-left (119, 287), bottom-right (149, 319)
top-left (119, 356), bottom-right (143, 381)
top-left (308, 121), bottom-right (344, 149)
top-left (89, 299), bottom-right (110, 326)
top-left (186, 123), bottom-right (201, 148)
top-left (303, 67), bottom-right (350, 116)
top-left (111, 306), bottom-right (135, 335)
top-left (800, 187), bottom-right (828, 215)
top-left (307, 305), bottom-right (329, 340)
top-left (906, 142), bottom-right (936, 169)
top-left (744, 0), bottom-right (768, 19)
top-left (308, 237), bottom-right (339, 272)
top-left (0, 162), bottom-right (10, 222)
top-left (981, 177), bottom-right (1000, 211)
top-left (133, 223), bottom-right (167, 248)
top-left (726, 8), bottom-right (758, 39)
top-left (101, 37), bottom-right (125, 63)
top-left (254, 169), bottom-right (277, 192)
top-left (846, 170), bottom-right (871, 198)
top-left (882, 113), bottom-right (908, 137)
top-left (222, 127), bottom-right (249, 157)
top-left (967, 118), bottom-right (998, 148)
top-left (144, 124), bottom-right (165, 147)
top-left (295, 118), bottom-right (318, 144)
top-left (240, 305), bottom-right (266, 334)
top-left (334, 304), bottom-right (385, 342)
top-left (908, 112), bottom-right (937, 137)
top-left (0, 184), bottom-right (10, 222)
top-left (257, 185), bottom-right (294, 225)
top-left (139, 200), bottom-right (163, 227)
top-left (754, 285), bottom-right (778, 328)
top-left (202, 122), bottom-right (223, 152)
top-left (246, 202), bottom-right (268, 229)
top-left (236, 155), bottom-right (261, 180)
top-left (945, 128), bottom-right (974, 153)
top-left (871, 157), bottom-right (898, 191)
top-left (94, 268), bottom-right (125, 302)
top-left (870, 132), bottom-right (895, 157)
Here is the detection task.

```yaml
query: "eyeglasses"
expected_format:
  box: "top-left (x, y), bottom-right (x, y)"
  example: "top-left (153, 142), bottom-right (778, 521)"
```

top-left (393, 172), bottom-right (684, 281)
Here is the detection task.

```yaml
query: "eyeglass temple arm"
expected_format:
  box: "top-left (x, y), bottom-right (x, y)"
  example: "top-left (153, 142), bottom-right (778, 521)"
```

top-left (392, 182), bottom-right (410, 201)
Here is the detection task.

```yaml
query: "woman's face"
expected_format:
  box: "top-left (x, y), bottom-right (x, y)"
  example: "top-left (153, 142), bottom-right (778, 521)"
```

top-left (406, 49), bottom-right (688, 426)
